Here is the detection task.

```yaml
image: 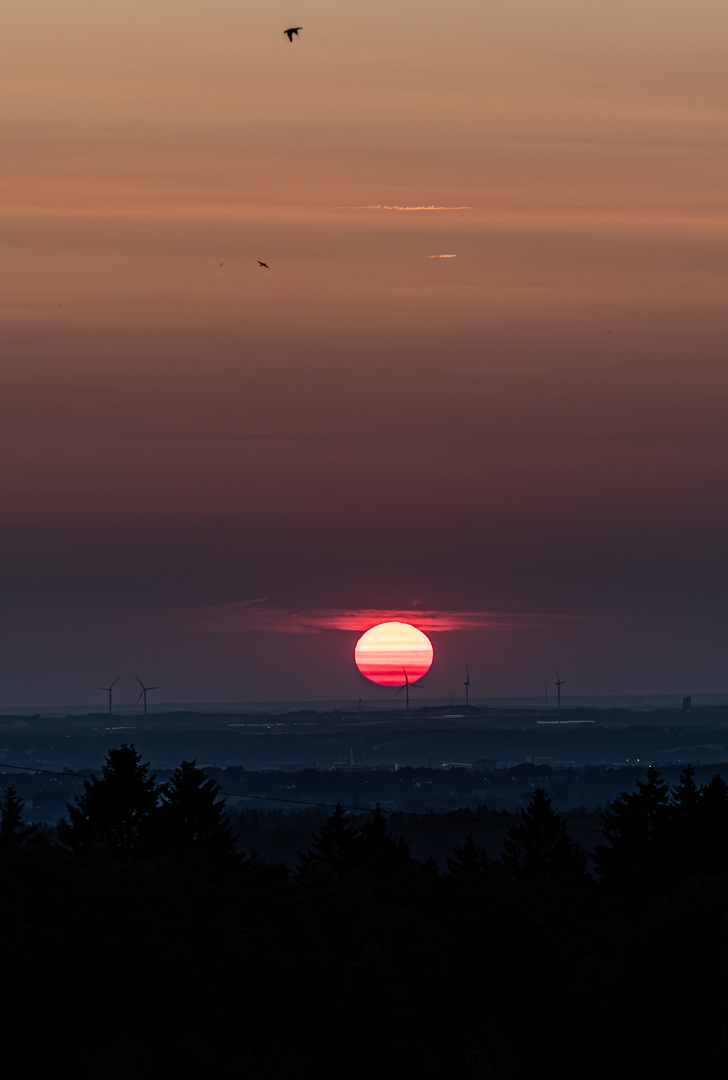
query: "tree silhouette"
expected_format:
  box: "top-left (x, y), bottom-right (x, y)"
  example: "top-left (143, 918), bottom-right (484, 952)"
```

top-left (694, 773), bottom-right (728, 876)
top-left (358, 803), bottom-right (414, 877)
top-left (0, 786), bottom-right (40, 847)
top-left (668, 764), bottom-right (702, 878)
top-left (159, 759), bottom-right (239, 875)
top-left (593, 764), bottom-right (671, 889)
top-left (446, 832), bottom-right (491, 878)
top-left (58, 743), bottom-right (160, 860)
top-left (501, 788), bottom-right (586, 880)
top-left (671, 764), bottom-right (700, 820)
top-left (297, 803), bottom-right (361, 878)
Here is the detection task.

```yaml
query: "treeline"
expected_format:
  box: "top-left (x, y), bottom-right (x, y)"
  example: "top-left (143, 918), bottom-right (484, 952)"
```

top-left (231, 801), bottom-right (602, 869)
top-left (1, 745), bottom-right (727, 1079)
top-left (14, 757), bottom-right (728, 825)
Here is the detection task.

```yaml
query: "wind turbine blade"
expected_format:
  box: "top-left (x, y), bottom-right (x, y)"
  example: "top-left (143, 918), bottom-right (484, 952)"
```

top-left (136, 689), bottom-right (144, 705)
top-left (110, 676), bottom-right (119, 689)
top-left (395, 685), bottom-right (405, 695)
top-left (135, 673), bottom-right (145, 689)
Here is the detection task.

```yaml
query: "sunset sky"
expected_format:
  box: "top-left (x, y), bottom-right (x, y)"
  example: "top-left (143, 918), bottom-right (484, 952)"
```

top-left (3, 0), bottom-right (728, 706)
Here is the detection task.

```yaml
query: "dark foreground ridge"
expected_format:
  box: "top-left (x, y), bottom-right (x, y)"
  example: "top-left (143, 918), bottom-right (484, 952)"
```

top-left (1, 734), bottom-right (728, 1079)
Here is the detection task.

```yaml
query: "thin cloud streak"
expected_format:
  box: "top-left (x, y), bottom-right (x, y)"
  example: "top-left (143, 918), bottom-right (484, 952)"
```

top-left (427, 254), bottom-right (458, 258)
top-left (200, 602), bottom-right (576, 635)
top-left (137, 430), bottom-right (342, 445)
top-left (336, 205), bottom-right (473, 211)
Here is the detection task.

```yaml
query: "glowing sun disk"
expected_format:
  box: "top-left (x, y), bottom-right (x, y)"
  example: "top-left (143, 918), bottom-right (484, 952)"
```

top-left (354, 621), bottom-right (434, 686)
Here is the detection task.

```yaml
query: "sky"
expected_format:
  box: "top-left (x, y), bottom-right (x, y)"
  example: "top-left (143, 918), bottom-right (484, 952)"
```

top-left (2, 0), bottom-right (728, 706)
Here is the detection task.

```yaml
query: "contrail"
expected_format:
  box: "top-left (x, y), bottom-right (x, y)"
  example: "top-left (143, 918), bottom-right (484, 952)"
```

top-left (428, 253), bottom-right (458, 258)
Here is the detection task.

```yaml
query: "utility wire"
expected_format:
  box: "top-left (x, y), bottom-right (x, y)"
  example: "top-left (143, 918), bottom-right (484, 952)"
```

top-left (1, 758), bottom-right (726, 843)
top-left (0, 760), bottom-right (669, 827)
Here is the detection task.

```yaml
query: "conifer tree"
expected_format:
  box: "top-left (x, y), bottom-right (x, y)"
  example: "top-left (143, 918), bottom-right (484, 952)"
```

top-left (593, 765), bottom-right (672, 888)
top-left (358, 803), bottom-right (413, 875)
top-left (446, 832), bottom-right (491, 878)
top-left (297, 803), bottom-right (361, 877)
top-left (57, 743), bottom-right (160, 860)
top-left (668, 764), bottom-right (702, 878)
top-left (158, 759), bottom-right (239, 874)
top-left (695, 773), bottom-right (728, 875)
top-left (697, 773), bottom-right (728, 825)
top-left (501, 788), bottom-right (586, 880)
top-left (672, 764), bottom-right (700, 823)
top-left (0, 786), bottom-right (40, 847)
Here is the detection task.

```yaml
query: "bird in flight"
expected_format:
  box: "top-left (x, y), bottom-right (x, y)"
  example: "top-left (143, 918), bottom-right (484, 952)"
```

top-left (258, 261), bottom-right (270, 269)
top-left (284, 27), bottom-right (302, 42)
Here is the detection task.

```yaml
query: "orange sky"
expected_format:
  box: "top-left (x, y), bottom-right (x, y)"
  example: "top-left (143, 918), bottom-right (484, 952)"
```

top-left (2, 1), bottom-right (728, 704)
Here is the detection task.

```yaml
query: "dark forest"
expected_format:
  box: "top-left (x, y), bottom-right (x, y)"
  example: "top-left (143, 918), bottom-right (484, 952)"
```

top-left (2, 744), bottom-right (727, 1079)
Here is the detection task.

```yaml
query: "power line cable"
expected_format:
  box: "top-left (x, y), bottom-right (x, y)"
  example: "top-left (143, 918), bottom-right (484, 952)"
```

top-left (2, 757), bottom-right (726, 844)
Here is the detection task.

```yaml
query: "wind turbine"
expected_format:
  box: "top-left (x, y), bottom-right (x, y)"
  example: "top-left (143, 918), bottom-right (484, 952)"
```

top-left (555, 669), bottom-right (566, 712)
top-left (135, 673), bottom-right (158, 716)
top-left (95, 676), bottom-right (119, 716)
top-left (396, 667), bottom-right (426, 713)
top-left (464, 667), bottom-right (472, 709)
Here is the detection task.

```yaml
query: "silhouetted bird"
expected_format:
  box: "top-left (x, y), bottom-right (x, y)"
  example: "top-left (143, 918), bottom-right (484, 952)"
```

top-left (258, 261), bottom-right (270, 269)
top-left (284, 27), bottom-right (302, 42)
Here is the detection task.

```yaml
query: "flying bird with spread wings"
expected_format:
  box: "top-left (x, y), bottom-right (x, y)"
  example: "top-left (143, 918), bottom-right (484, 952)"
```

top-left (258, 261), bottom-right (270, 269)
top-left (284, 27), bottom-right (303, 42)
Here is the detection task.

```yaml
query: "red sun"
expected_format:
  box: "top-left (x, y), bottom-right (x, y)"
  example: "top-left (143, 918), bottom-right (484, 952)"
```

top-left (354, 621), bottom-right (434, 686)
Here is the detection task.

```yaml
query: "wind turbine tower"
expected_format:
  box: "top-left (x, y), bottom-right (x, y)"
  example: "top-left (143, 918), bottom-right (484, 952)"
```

top-left (464, 667), bottom-right (472, 709)
top-left (96, 676), bottom-right (119, 716)
top-left (555, 669), bottom-right (567, 713)
top-left (396, 667), bottom-right (426, 714)
top-left (135, 673), bottom-right (159, 716)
